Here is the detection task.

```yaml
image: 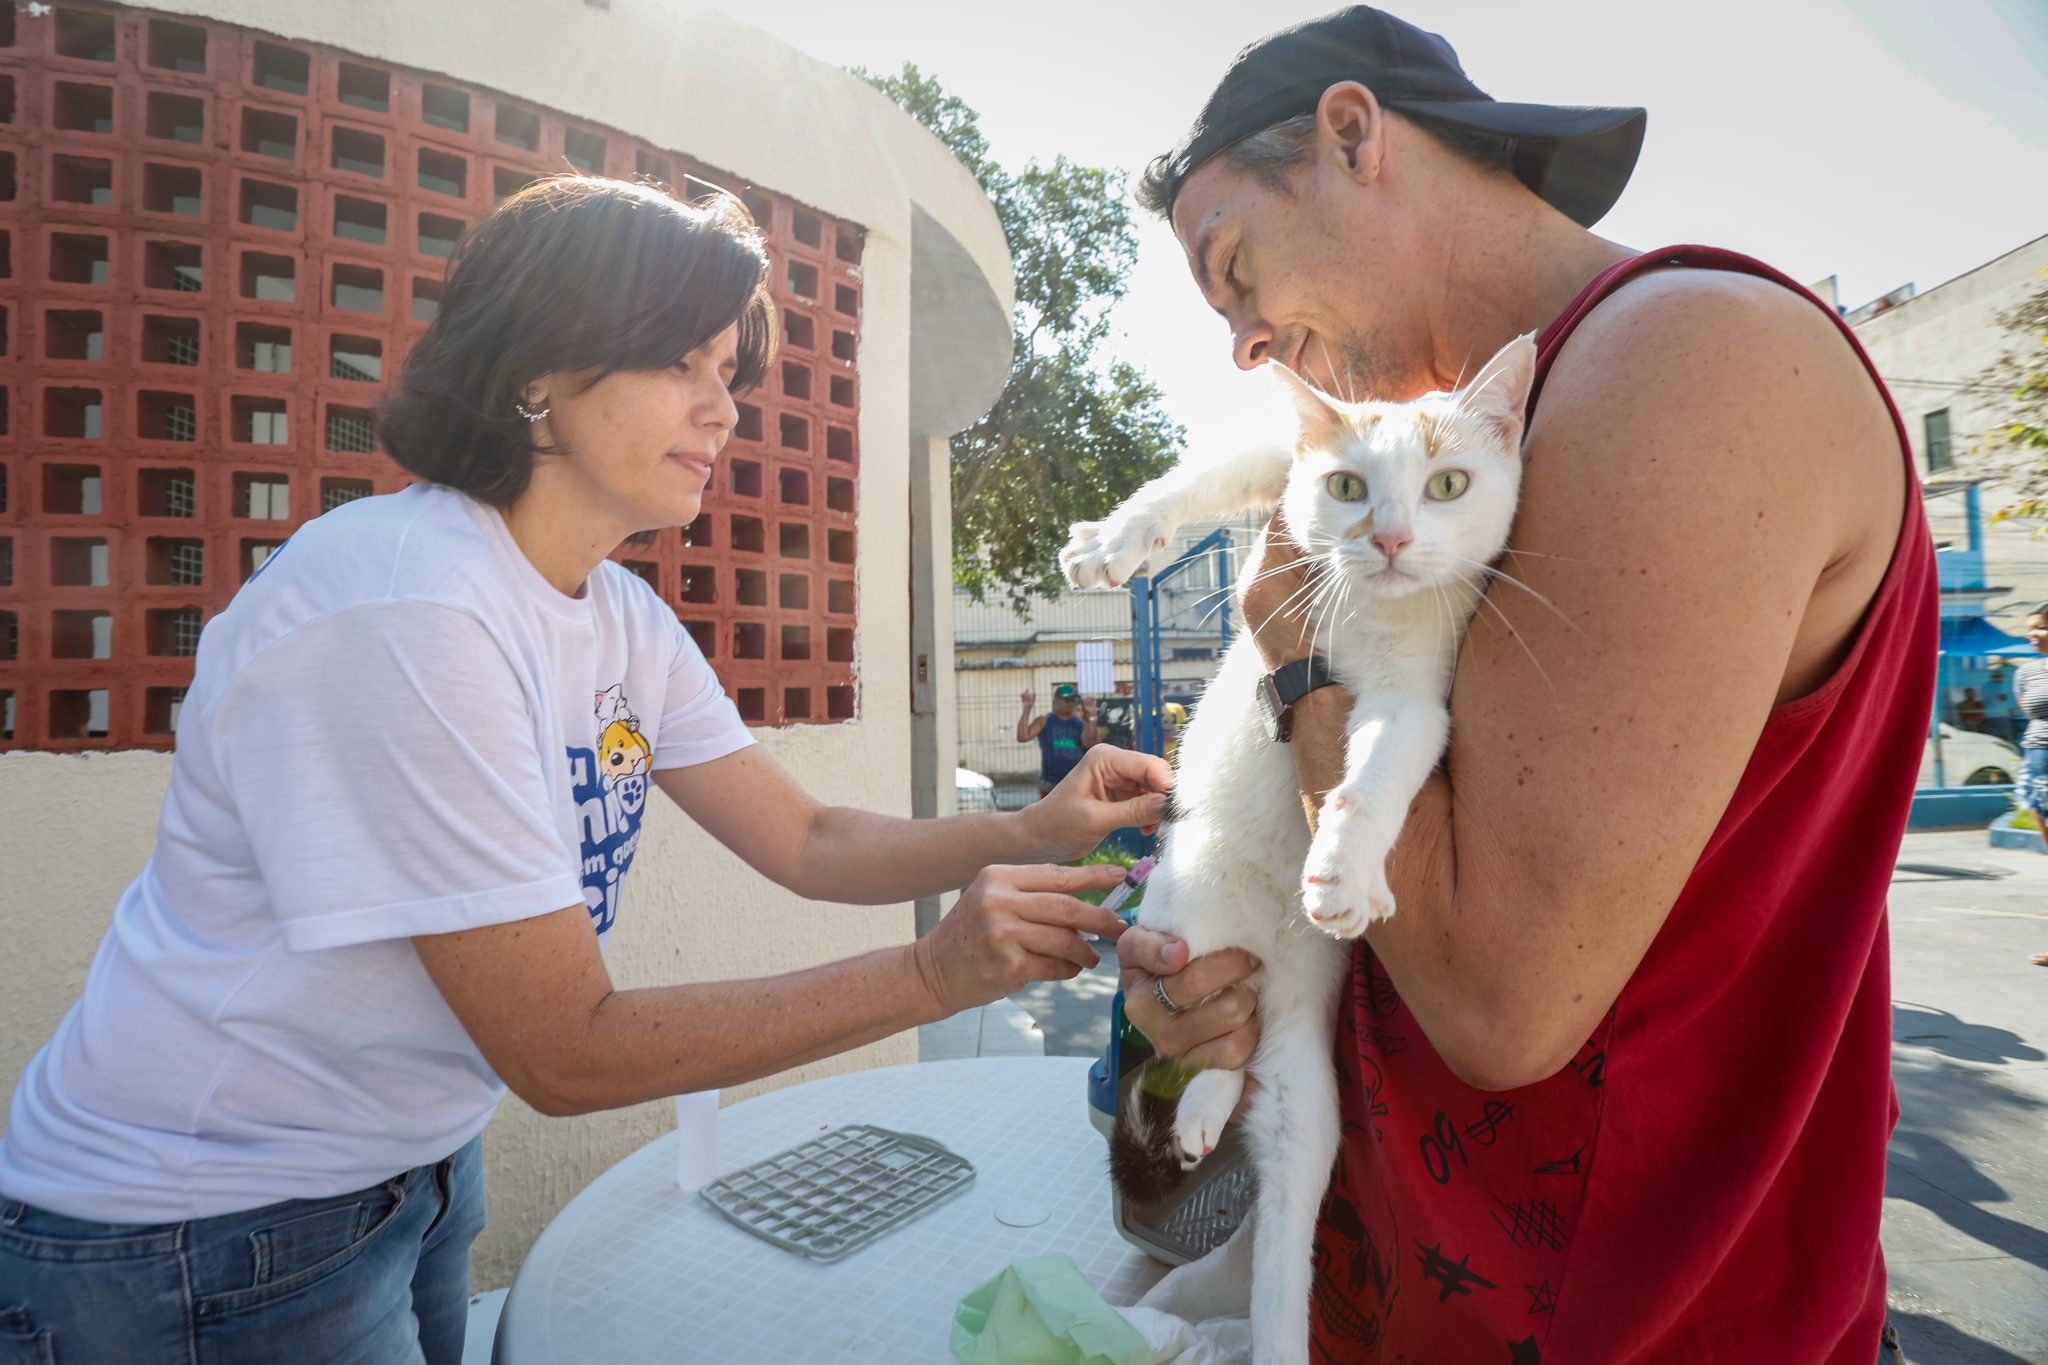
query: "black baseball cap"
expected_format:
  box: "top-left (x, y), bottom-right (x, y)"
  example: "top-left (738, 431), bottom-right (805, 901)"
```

top-left (1153, 6), bottom-right (1645, 228)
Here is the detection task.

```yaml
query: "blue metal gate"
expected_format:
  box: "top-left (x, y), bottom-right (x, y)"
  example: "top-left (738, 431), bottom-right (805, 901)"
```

top-left (1127, 527), bottom-right (1236, 758)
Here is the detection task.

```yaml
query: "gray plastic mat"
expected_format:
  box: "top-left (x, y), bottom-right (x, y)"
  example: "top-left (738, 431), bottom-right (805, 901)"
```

top-left (697, 1124), bottom-right (976, 1262)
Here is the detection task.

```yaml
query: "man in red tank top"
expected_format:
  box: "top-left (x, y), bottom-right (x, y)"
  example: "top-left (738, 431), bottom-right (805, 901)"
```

top-left (1112, 8), bottom-right (1932, 1363)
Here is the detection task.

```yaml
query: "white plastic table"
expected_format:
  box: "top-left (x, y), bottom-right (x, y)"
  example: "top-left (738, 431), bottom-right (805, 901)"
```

top-left (492, 1056), bottom-right (1170, 1364)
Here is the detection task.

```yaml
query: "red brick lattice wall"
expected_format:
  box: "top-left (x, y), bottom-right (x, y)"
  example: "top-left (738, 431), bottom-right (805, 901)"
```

top-left (0, 2), bottom-right (864, 751)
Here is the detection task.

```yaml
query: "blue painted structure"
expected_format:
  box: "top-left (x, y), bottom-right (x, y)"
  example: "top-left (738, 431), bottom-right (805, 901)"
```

top-left (1917, 479), bottom-right (2032, 826)
top-left (1987, 812), bottom-right (2046, 853)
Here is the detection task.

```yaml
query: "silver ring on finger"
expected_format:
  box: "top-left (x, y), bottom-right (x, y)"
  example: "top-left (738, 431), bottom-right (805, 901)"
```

top-left (1153, 976), bottom-right (1182, 1015)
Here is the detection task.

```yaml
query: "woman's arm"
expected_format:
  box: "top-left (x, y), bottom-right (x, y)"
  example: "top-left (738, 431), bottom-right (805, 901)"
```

top-left (654, 743), bottom-right (1170, 905)
top-left (413, 860), bottom-right (1130, 1115)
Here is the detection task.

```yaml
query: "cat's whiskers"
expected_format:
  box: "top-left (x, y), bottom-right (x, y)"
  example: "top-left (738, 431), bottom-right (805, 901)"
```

top-left (1498, 546), bottom-right (1588, 565)
top-left (1448, 555), bottom-right (1583, 635)
top-left (1449, 567), bottom-right (1555, 690)
top-left (1315, 334), bottom-right (1359, 407)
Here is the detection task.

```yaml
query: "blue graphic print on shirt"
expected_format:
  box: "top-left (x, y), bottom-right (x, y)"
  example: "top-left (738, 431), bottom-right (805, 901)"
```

top-left (568, 683), bottom-right (654, 934)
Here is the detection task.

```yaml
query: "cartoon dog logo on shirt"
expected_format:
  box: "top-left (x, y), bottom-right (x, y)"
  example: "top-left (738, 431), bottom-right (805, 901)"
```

top-left (595, 684), bottom-right (652, 790)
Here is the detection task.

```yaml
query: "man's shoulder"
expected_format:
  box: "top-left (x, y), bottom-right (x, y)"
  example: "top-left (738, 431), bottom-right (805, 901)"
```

top-left (1530, 259), bottom-right (1896, 497)
top-left (1546, 262), bottom-right (1858, 404)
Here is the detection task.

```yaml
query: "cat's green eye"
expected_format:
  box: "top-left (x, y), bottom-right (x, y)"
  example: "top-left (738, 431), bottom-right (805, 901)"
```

top-left (1326, 471), bottom-right (1367, 502)
top-left (1427, 469), bottom-right (1470, 501)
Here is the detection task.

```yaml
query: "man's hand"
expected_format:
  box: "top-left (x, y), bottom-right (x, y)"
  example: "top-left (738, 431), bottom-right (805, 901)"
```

top-left (1020, 689), bottom-right (1036, 709)
top-left (1021, 745), bottom-right (1171, 861)
top-left (1239, 514), bottom-right (1324, 670)
top-left (1117, 927), bottom-right (1261, 1072)
top-left (913, 863), bottom-right (1130, 1015)
top-left (1081, 696), bottom-right (1099, 721)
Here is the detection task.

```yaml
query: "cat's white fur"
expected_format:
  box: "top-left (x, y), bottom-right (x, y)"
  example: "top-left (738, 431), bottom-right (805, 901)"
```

top-left (1063, 334), bottom-right (1537, 1365)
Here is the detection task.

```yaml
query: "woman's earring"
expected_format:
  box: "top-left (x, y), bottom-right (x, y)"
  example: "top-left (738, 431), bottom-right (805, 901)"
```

top-left (514, 393), bottom-right (550, 422)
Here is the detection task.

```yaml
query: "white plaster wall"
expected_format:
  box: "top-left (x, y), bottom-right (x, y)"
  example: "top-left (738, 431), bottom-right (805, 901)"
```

top-left (1, 0), bottom-right (1013, 1292)
top-left (1855, 235), bottom-right (2048, 608)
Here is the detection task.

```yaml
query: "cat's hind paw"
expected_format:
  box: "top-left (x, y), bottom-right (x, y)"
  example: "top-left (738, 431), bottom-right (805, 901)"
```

top-left (1173, 1067), bottom-right (1244, 1168)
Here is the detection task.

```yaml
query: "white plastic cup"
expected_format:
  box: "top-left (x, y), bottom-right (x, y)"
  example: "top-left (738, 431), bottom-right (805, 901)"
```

top-left (674, 1089), bottom-right (719, 1193)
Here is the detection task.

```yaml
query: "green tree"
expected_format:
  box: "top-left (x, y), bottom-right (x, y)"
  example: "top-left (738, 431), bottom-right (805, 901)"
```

top-left (860, 63), bottom-right (1182, 608)
top-left (1975, 271), bottom-right (2048, 524)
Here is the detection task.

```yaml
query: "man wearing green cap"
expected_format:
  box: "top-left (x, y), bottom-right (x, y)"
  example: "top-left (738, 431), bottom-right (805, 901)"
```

top-left (1109, 6), bottom-right (1928, 1363)
top-left (1018, 684), bottom-right (1099, 798)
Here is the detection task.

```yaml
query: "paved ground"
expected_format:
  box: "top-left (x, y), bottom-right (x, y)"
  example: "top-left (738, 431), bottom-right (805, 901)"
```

top-left (999, 829), bottom-right (2048, 1362)
top-left (1884, 830), bottom-right (2048, 1362)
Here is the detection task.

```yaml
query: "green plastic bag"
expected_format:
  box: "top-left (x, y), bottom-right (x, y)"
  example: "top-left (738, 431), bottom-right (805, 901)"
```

top-left (949, 1253), bottom-right (1154, 1365)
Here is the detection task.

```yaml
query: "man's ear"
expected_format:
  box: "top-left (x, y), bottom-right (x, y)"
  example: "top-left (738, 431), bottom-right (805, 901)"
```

top-left (1316, 81), bottom-right (1386, 186)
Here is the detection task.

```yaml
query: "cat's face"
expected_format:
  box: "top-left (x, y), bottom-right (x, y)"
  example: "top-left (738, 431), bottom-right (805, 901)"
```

top-left (1275, 334), bottom-right (1536, 601)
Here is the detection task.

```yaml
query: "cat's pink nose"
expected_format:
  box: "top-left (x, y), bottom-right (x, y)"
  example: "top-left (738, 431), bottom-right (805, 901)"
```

top-left (1372, 527), bottom-right (1413, 560)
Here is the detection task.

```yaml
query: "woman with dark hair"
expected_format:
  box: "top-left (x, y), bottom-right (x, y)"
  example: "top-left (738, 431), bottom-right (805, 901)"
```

top-left (0, 178), bottom-right (1167, 1361)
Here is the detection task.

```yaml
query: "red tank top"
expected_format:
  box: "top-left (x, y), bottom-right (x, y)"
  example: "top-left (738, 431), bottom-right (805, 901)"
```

top-left (1308, 246), bottom-right (1936, 1364)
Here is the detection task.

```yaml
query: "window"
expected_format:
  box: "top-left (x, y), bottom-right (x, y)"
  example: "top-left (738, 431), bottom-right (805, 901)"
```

top-left (161, 539), bottom-right (205, 585)
top-left (149, 607), bottom-right (204, 656)
top-left (236, 474), bottom-right (290, 519)
top-left (237, 323), bottom-right (292, 373)
top-left (1925, 408), bottom-right (1952, 473)
top-left (139, 468), bottom-right (197, 518)
top-left (325, 407), bottom-right (377, 454)
top-left (322, 478), bottom-right (373, 511)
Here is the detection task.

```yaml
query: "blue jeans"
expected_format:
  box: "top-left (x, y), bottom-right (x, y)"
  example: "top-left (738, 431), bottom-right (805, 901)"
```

top-left (0, 1136), bottom-right (484, 1365)
top-left (2020, 746), bottom-right (2048, 815)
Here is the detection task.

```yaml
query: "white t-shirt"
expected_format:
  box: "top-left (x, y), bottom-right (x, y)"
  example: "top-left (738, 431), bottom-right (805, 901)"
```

top-left (0, 485), bottom-right (754, 1222)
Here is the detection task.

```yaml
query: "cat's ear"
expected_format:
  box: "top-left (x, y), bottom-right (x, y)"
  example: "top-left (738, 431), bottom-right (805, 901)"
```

top-left (1460, 332), bottom-right (1539, 451)
top-left (1267, 361), bottom-right (1347, 454)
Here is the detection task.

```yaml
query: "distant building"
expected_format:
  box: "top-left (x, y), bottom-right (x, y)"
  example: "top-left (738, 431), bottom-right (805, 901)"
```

top-left (1827, 234), bottom-right (2048, 615)
top-left (1816, 234), bottom-right (2048, 757)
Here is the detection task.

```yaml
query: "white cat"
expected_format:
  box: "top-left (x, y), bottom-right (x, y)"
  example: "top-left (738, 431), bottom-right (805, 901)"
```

top-left (1064, 334), bottom-right (1537, 1365)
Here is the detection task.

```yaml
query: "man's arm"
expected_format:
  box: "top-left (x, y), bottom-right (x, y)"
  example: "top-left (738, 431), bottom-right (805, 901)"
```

top-left (1081, 697), bottom-right (1102, 748)
top-left (653, 743), bottom-right (1170, 905)
top-left (1252, 272), bottom-right (1904, 1090)
top-left (1017, 691), bottom-right (1044, 742)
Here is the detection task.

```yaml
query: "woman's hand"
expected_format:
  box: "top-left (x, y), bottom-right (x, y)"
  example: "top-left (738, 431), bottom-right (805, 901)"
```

top-left (1239, 512), bottom-right (1323, 671)
top-left (1020, 744), bottom-right (1171, 862)
top-left (913, 863), bottom-right (1131, 1015)
top-left (1117, 926), bottom-right (1261, 1071)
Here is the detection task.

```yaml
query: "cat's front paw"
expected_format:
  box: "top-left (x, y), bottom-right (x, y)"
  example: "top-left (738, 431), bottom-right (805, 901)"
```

top-left (1058, 521), bottom-right (1105, 589)
top-left (1301, 818), bottom-right (1396, 938)
top-left (1061, 507), bottom-right (1177, 589)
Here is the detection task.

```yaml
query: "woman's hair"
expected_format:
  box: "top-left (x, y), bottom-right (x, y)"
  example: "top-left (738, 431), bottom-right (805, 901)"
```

top-left (377, 176), bottom-right (777, 506)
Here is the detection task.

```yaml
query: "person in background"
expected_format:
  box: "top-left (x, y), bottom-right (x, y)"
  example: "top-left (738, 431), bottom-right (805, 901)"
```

top-left (1161, 701), bottom-right (1188, 767)
top-left (2015, 605), bottom-right (2048, 966)
top-left (1018, 684), bottom-right (1100, 797)
top-left (1955, 686), bottom-right (1988, 732)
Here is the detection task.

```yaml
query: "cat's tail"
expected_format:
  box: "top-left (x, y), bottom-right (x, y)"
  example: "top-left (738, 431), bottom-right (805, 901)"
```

top-left (1108, 1057), bottom-right (1201, 1208)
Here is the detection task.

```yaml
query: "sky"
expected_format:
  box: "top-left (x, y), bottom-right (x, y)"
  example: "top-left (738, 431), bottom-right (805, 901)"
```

top-left (703, 0), bottom-right (2048, 449)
